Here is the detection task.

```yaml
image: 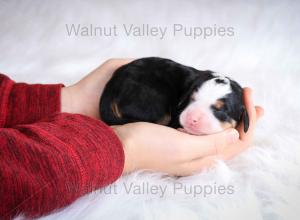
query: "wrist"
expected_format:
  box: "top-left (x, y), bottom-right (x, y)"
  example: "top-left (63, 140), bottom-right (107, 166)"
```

top-left (112, 125), bottom-right (138, 174)
top-left (61, 86), bottom-right (76, 114)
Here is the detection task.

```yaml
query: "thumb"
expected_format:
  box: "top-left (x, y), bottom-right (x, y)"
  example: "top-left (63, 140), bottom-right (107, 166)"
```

top-left (184, 128), bottom-right (240, 160)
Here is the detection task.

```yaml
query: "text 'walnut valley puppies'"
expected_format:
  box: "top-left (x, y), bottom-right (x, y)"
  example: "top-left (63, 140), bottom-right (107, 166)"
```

top-left (100, 57), bottom-right (249, 135)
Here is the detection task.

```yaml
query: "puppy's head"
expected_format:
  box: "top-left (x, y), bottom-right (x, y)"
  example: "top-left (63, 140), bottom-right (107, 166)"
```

top-left (179, 73), bottom-right (249, 135)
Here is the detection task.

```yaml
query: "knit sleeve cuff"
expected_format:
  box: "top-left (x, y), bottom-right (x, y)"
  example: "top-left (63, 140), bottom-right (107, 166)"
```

top-left (5, 81), bottom-right (64, 127)
top-left (30, 113), bottom-right (125, 198)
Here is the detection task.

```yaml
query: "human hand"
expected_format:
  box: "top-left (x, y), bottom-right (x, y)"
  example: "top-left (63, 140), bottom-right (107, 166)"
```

top-left (113, 87), bottom-right (263, 176)
top-left (61, 58), bottom-right (133, 118)
top-left (210, 88), bottom-right (264, 161)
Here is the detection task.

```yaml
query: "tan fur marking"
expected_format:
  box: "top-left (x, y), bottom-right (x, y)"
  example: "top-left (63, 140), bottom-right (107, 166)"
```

top-left (111, 101), bottom-right (122, 118)
top-left (221, 120), bottom-right (237, 129)
top-left (214, 100), bottom-right (225, 110)
top-left (156, 114), bottom-right (171, 125)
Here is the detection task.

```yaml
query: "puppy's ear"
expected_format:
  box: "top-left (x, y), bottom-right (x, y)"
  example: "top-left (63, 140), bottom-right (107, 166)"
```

top-left (240, 106), bottom-right (249, 133)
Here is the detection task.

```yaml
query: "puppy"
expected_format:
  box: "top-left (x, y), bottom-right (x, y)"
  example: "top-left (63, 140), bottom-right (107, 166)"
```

top-left (100, 57), bottom-right (249, 135)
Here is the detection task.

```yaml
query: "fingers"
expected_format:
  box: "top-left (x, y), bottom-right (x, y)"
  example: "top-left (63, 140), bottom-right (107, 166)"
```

top-left (238, 90), bottom-right (264, 139)
top-left (104, 58), bottom-right (135, 70)
top-left (255, 106), bottom-right (264, 119)
top-left (242, 89), bottom-right (264, 125)
top-left (179, 155), bottom-right (220, 176)
top-left (179, 90), bottom-right (265, 175)
top-left (177, 128), bottom-right (188, 133)
top-left (88, 58), bottom-right (134, 80)
top-left (237, 88), bottom-right (254, 139)
top-left (179, 128), bottom-right (239, 160)
top-left (217, 94), bottom-right (264, 161)
top-left (176, 88), bottom-right (264, 170)
top-left (243, 88), bottom-right (256, 119)
top-left (119, 87), bottom-right (264, 176)
top-left (238, 88), bottom-right (265, 140)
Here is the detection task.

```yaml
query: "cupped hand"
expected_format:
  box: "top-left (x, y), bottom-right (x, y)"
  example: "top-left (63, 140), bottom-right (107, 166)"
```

top-left (113, 88), bottom-right (264, 176)
top-left (61, 60), bottom-right (263, 176)
top-left (61, 58), bottom-right (133, 118)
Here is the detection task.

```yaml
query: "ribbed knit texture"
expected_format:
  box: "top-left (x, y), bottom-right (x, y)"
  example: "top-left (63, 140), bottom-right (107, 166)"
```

top-left (0, 74), bottom-right (125, 219)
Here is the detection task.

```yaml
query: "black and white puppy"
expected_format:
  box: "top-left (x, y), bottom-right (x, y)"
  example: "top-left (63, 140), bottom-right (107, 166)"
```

top-left (100, 57), bottom-right (249, 135)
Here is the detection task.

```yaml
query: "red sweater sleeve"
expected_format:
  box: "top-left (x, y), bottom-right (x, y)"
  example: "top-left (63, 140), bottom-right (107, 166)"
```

top-left (0, 73), bottom-right (63, 127)
top-left (0, 74), bottom-right (125, 219)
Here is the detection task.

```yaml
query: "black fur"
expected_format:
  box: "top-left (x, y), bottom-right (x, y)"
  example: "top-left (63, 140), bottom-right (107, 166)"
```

top-left (100, 57), bottom-right (249, 133)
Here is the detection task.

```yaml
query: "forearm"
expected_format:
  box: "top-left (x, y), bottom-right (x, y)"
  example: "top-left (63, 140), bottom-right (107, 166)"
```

top-left (0, 74), bottom-right (63, 127)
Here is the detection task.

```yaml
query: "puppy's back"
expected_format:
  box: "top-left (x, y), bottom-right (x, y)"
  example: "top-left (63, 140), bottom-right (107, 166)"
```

top-left (100, 57), bottom-right (183, 125)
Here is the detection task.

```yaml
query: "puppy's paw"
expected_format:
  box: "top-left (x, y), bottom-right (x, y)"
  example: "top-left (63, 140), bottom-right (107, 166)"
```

top-left (177, 128), bottom-right (189, 133)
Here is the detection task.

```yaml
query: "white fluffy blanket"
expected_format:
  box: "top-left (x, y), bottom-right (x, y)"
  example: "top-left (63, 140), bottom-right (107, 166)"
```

top-left (1, 0), bottom-right (299, 219)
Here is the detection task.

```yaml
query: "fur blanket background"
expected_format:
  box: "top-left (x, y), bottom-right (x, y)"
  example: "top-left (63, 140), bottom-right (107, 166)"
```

top-left (1, 0), bottom-right (299, 219)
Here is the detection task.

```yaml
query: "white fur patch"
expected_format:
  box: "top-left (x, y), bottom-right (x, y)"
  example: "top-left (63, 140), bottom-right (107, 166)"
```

top-left (193, 76), bottom-right (232, 105)
top-left (178, 76), bottom-right (232, 135)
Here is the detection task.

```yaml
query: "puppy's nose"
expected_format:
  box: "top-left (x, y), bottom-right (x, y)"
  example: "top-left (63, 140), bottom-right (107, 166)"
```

top-left (187, 113), bottom-right (202, 125)
top-left (192, 118), bottom-right (198, 124)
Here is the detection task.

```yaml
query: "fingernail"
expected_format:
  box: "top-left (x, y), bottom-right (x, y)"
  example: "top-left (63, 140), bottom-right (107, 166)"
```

top-left (227, 129), bottom-right (239, 143)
